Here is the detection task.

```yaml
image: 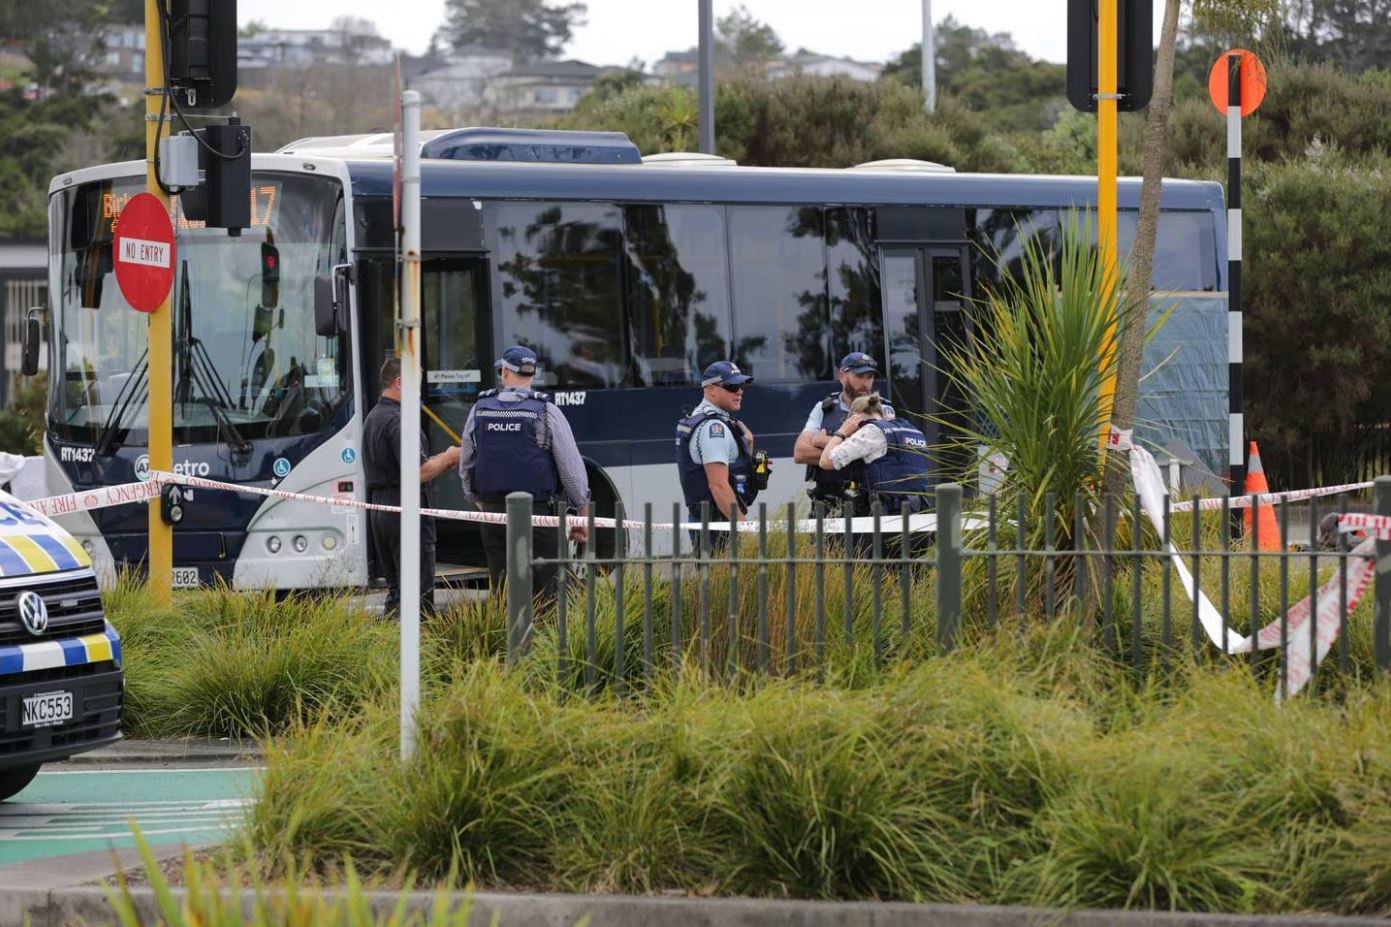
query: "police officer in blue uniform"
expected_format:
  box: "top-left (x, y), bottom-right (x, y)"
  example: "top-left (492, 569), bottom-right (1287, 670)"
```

top-left (458, 346), bottom-right (590, 595)
top-left (792, 352), bottom-right (894, 515)
top-left (818, 392), bottom-right (931, 516)
top-left (675, 361), bottom-right (760, 548)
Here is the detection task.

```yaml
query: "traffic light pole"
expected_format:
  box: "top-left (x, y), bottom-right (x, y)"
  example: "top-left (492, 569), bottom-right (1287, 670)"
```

top-left (1096, 0), bottom-right (1120, 450)
top-left (144, 0), bottom-right (173, 599)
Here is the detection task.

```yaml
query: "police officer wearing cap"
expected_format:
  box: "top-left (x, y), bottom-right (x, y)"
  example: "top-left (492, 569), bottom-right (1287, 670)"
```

top-left (675, 361), bottom-right (761, 545)
top-left (458, 346), bottom-right (590, 595)
top-left (363, 356), bottom-right (462, 619)
top-left (792, 352), bottom-right (894, 514)
top-left (818, 391), bottom-right (931, 516)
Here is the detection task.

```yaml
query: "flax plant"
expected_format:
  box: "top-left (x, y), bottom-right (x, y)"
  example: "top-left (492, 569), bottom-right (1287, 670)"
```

top-left (935, 217), bottom-right (1146, 612)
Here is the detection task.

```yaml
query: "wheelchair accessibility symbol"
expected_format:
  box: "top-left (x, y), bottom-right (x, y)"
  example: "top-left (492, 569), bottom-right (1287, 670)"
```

top-left (273, 457), bottom-right (291, 478)
top-left (341, 447), bottom-right (357, 465)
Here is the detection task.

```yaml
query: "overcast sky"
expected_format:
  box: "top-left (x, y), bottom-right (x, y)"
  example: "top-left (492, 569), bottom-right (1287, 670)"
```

top-left (236, 0), bottom-right (1170, 68)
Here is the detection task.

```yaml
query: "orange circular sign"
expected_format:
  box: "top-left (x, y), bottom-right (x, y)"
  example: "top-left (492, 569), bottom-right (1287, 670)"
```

top-left (1208, 49), bottom-right (1267, 117)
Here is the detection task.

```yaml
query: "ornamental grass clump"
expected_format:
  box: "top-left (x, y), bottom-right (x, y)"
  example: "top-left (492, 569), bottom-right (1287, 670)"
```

top-left (118, 583), bottom-right (395, 738)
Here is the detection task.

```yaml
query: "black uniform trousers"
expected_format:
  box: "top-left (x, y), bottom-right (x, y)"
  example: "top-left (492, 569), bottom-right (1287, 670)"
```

top-left (476, 497), bottom-right (561, 600)
top-left (368, 487), bottom-right (436, 619)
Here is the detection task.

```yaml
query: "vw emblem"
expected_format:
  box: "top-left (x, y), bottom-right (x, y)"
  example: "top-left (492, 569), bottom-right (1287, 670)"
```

top-left (17, 591), bottom-right (48, 636)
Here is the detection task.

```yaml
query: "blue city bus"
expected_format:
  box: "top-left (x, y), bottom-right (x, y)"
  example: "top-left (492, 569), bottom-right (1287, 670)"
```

top-left (37, 127), bottom-right (1227, 590)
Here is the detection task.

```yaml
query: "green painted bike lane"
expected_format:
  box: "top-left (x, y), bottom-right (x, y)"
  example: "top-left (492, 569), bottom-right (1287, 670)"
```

top-left (0, 767), bottom-right (259, 865)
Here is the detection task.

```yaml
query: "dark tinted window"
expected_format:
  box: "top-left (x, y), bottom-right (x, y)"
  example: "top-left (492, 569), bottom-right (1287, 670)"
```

top-left (624, 205), bottom-right (733, 386)
top-left (973, 208), bottom-right (1060, 289)
top-left (1117, 211), bottom-right (1219, 291)
top-left (487, 201), bottom-right (625, 389)
top-left (728, 206), bottom-right (829, 382)
top-left (826, 207), bottom-right (883, 367)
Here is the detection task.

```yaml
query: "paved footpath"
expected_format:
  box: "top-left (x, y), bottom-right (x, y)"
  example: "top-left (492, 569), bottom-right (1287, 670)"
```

top-left (0, 765), bottom-right (258, 869)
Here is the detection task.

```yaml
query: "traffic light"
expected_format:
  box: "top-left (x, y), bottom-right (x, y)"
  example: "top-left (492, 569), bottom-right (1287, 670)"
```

top-left (1066, 0), bottom-right (1153, 113)
top-left (168, 0), bottom-right (239, 109)
top-left (261, 239), bottom-right (280, 308)
top-left (179, 118), bottom-right (251, 234)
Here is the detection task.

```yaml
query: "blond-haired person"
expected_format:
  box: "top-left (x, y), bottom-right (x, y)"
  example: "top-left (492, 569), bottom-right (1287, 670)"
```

top-left (818, 392), bottom-right (932, 515)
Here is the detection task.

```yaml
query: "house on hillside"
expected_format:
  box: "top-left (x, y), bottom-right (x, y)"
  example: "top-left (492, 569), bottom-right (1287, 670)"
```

top-left (411, 46), bottom-right (514, 113)
top-left (767, 54), bottom-right (882, 82)
top-left (482, 59), bottom-right (609, 115)
top-left (238, 28), bottom-right (393, 72)
top-left (94, 24), bottom-right (145, 81)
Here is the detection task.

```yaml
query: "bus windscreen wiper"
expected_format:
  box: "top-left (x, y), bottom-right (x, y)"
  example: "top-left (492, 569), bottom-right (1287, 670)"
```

top-left (194, 394), bottom-right (251, 455)
top-left (93, 351), bottom-right (149, 458)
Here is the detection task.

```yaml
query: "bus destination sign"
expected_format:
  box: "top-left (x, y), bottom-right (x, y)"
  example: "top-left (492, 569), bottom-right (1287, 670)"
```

top-left (112, 192), bottom-right (176, 313)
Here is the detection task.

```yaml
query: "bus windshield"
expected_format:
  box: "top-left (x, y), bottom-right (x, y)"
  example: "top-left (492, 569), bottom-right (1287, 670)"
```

top-left (49, 172), bottom-right (348, 449)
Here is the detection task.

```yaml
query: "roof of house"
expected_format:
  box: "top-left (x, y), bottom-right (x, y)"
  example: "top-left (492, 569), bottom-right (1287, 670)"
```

top-left (496, 59), bottom-right (603, 80)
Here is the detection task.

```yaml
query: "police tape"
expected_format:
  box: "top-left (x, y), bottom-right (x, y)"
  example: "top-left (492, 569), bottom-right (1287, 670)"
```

top-left (1168, 479), bottom-right (1375, 513)
top-left (1334, 511), bottom-right (1391, 539)
top-left (24, 472), bottom-right (960, 537)
top-left (1130, 444), bottom-right (1377, 700)
top-left (24, 479), bottom-right (164, 519)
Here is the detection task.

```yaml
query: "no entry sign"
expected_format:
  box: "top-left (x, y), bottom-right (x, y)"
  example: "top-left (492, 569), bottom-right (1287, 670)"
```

top-left (112, 192), bottom-right (175, 313)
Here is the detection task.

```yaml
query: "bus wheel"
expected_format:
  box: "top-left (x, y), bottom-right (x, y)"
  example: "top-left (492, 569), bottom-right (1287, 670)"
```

top-left (584, 463), bottom-right (625, 562)
top-left (0, 763), bottom-right (40, 802)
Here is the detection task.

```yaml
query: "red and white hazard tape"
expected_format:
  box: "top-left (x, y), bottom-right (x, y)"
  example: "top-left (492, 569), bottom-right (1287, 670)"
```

top-left (25, 472), bottom-right (956, 537)
top-left (1130, 444), bottom-right (1377, 700)
top-left (25, 480), bottom-right (164, 519)
top-left (1169, 480), bottom-right (1374, 513)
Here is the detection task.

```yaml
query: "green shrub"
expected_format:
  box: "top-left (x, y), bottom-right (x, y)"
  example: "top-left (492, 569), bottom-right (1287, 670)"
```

top-left (238, 643), bottom-right (1391, 913)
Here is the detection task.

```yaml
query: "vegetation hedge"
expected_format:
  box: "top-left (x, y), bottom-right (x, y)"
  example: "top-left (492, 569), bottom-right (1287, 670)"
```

top-left (239, 631), bottom-right (1391, 914)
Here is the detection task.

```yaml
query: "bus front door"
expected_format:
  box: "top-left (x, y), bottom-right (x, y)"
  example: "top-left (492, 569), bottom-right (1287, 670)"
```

top-left (880, 248), bottom-right (971, 488)
top-left (420, 256), bottom-right (492, 573)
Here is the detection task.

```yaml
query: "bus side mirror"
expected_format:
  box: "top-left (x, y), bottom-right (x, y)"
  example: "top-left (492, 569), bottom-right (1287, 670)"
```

top-left (314, 263), bottom-right (351, 337)
top-left (20, 308), bottom-right (41, 376)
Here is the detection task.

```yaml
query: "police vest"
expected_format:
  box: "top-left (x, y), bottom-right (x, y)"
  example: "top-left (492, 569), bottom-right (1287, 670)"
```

top-left (675, 409), bottom-right (757, 513)
top-left (861, 418), bottom-right (932, 515)
top-left (805, 393), bottom-right (895, 498)
top-left (471, 389), bottom-right (562, 501)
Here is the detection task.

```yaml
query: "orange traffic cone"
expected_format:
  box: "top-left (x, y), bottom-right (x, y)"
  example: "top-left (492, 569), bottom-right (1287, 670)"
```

top-left (1243, 441), bottom-right (1279, 550)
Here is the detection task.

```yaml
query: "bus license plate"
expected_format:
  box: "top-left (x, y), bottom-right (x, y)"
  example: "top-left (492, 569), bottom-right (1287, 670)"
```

top-left (172, 567), bottom-right (200, 588)
top-left (22, 690), bottom-right (73, 728)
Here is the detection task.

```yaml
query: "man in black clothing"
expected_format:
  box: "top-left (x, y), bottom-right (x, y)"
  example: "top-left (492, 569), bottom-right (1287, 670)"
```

top-left (362, 356), bottom-right (460, 618)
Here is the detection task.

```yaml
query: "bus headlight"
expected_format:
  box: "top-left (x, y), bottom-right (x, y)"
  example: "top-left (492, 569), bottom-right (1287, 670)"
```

top-left (266, 536), bottom-right (282, 554)
top-left (292, 535), bottom-right (309, 553)
top-left (322, 534), bottom-right (337, 551)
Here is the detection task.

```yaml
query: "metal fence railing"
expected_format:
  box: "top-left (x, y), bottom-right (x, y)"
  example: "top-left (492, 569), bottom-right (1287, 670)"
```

top-left (502, 478), bottom-right (1391, 693)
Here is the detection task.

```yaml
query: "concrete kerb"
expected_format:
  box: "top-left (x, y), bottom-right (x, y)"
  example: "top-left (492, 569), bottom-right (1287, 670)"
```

top-left (52, 739), bottom-right (264, 768)
top-left (7, 886), bottom-right (1391, 927)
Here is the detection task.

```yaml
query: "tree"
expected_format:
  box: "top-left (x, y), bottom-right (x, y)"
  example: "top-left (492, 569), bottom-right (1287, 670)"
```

top-left (881, 17), bottom-right (1066, 132)
top-left (1282, 0), bottom-right (1391, 72)
top-left (331, 16), bottom-right (382, 66)
top-left (239, 19), bottom-right (270, 39)
top-left (716, 5), bottom-right (783, 69)
top-left (434, 0), bottom-right (587, 63)
top-left (1100, 0), bottom-right (1281, 509)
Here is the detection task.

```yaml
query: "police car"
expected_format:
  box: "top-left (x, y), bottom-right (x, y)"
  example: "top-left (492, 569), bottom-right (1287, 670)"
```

top-left (0, 489), bottom-right (122, 801)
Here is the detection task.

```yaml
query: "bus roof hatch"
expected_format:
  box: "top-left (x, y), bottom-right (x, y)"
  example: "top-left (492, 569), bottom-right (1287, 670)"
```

top-left (419, 128), bottom-right (641, 165)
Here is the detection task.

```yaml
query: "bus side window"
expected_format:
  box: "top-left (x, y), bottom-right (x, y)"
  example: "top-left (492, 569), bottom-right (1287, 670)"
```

top-left (728, 205), bottom-right (830, 383)
top-left (826, 207), bottom-right (883, 370)
top-left (486, 202), bottom-right (626, 390)
top-left (624, 204), bottom-right (733, 387)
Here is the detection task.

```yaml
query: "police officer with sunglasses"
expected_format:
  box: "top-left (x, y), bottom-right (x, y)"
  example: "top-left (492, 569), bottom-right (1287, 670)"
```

top-left (675, 361), bottom-right (762, 547)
